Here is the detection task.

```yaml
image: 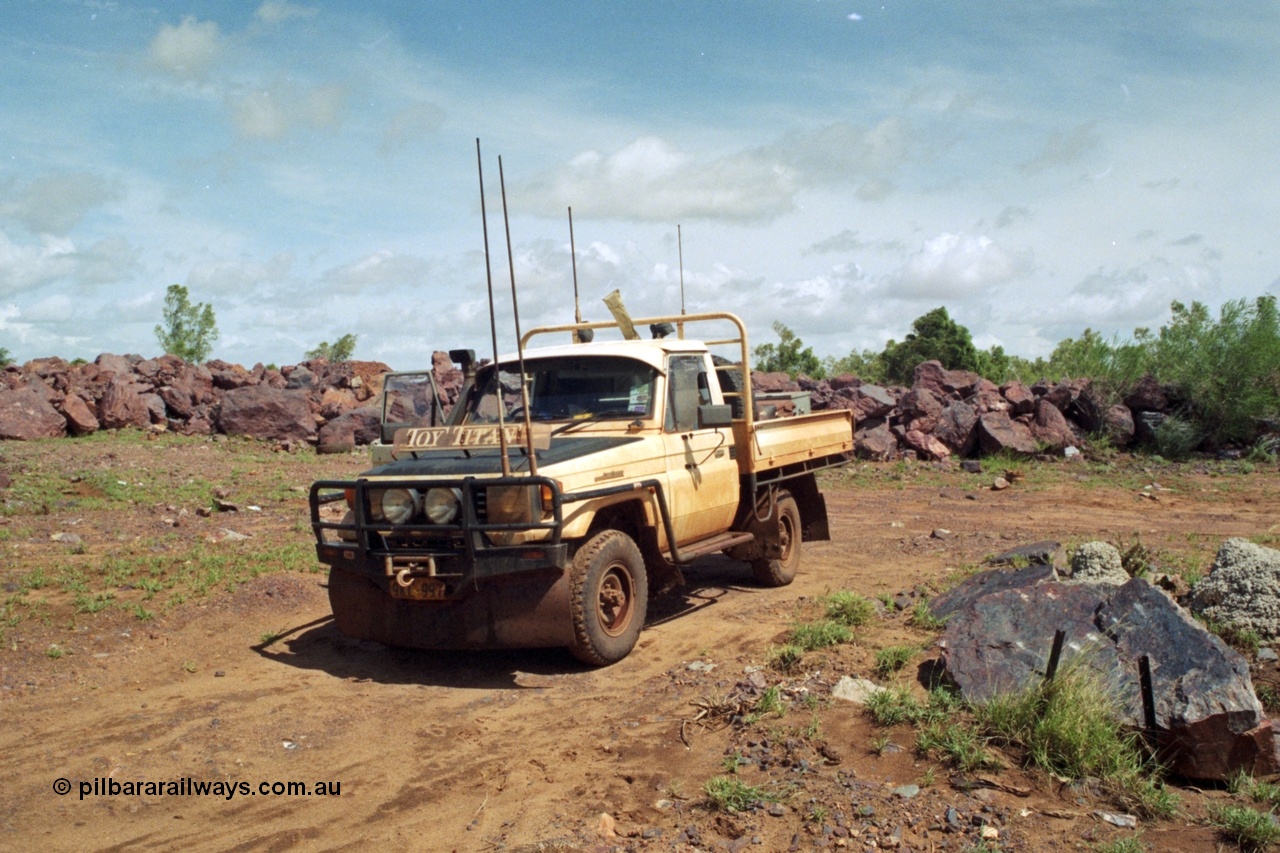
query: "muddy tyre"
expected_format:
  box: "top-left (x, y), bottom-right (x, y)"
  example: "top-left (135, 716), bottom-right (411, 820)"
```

top-left (752, 491), bottom-right (801, 587)
top-left (568, 530), bottom-right (648, 665)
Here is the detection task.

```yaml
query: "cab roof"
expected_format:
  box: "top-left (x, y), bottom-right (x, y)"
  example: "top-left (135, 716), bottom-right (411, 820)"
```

top-left (496, 337), bottom-right (709, 373)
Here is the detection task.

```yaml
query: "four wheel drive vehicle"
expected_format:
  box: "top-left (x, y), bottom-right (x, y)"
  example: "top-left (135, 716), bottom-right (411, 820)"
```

top-left (309, 312), bottom-right (854, 665)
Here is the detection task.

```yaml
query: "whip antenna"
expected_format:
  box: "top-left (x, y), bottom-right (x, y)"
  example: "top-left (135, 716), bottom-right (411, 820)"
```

top-left (678, 223), bottom-right (686, 315)
top-left (569, 206), bottom-right (581, 325)
top-left (499, 156), bottom-right (537, 475)
top-left (677, 223), bottom-right (686, 337)
top-left (475, 138), bottom-right (511, 476)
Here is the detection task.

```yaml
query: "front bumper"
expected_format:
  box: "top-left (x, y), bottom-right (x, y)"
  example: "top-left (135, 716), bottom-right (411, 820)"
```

top-left (309, 475), bottom-right (569, 600)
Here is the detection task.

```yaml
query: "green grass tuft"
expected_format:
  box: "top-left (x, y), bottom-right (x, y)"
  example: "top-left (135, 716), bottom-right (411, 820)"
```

top-left (824, 590), bottom-right (876, 627)
top-left (1207, 803), bottom-right (1280, 851)
top-left (873, 645), bottom-right (918, 677)
top-left (789, 619), bottom-right (851, 651)
top-left (703, 776), bottom-right (786, 813)
top-left (972, 663), bottom-right (1178, 819)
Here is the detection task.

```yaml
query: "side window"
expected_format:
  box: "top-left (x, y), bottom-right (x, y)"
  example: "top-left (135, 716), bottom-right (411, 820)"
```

top-left (666, 355), bottom-right (706, 432)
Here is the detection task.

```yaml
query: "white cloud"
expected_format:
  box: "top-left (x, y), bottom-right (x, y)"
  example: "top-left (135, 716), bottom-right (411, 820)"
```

top-left (522, 145), bottom-right (689, 219)
top-left (0, 173), bottom-right (120, 237)
top-left (0, 232), bottom-right (77, 295)
top-left (228, 83), bottom-right (347, 140)
top-left (1019, 122), bottom-right (1102, 176)
top-left (22, 292), bottom-right (77, 323)
top-left (804, 229), bottom-right (906, 255)
top-left (317, 250), bottom-right (435, 294)
top-left (230, 90), bottom-right (289, 140)
top-left (0, 230), bottom-right (139, 298)
top-left (187, 253), bottom-right (295, 297)
top-left (380, 102), bottom-right (446, 156)
top-left (255, 2), bottom-right (318, 25)
top-left (519, 137), bottom-right (776, 223)
top-left (1067, 259), bottom-right (1218, 323)
top-left (72, 236), bottom-right (141, 285)
top-left (758, 118), bottom-right (911, 188)
top-left (890, 233), bottom-right (1030, 299)
top-left (0, 304), bottom-right (31, 341)
top-left (518, 121), bottom-right (913, 223)
top-left (148, 17), bottom-right (223, 80)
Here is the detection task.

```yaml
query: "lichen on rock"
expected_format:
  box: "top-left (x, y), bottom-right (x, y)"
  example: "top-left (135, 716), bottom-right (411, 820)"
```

top-left (1189, 538), bottom-right (1280, 637)
top-left (1062, 541), bottom-right (1128, 586)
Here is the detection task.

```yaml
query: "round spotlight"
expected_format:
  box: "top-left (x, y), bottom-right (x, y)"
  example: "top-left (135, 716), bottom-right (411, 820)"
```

top-left (379, 488), bottom-right (420, 524)
top-left (423, 487), bottom-right (462, 524)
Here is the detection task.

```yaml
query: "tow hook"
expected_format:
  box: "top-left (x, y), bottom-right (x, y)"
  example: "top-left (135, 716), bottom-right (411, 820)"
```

top-left (390, 556), bottom-right (437, 587)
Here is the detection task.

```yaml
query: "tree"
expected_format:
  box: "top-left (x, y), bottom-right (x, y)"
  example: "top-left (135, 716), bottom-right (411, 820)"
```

top-left (0, 346), bottom-right (12, 368)
top-left (973, 344), bottom-right (1013, 384)
top-left (824, 348), bottom-right (887, 383)
top-left (306, 333), bottom-right (358, 362)
top-left (880, 307), bottom-right (981, 385)
top-left (753, 322), bottom-right (823, 378)
top-left (155, 284), bottom-right (218, 363)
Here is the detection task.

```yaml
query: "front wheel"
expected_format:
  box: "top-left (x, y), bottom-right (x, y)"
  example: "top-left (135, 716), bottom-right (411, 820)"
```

top-left (752, 491), bottom-right (801, 587)
top-left (568, 530), bottom-right (648, 665)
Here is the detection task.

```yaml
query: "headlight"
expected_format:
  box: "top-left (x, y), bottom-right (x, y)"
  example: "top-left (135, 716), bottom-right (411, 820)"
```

top-left (423, 487), bottom-right (462, 524)
top-left (369, 488), bottom-right (419, 524)
top-left (485, 485), bottom-right (538, 524)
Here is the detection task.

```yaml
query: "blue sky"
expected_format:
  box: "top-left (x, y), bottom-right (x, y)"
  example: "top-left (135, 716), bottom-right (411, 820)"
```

top-left (2, 1), bottom-right (1278, 370)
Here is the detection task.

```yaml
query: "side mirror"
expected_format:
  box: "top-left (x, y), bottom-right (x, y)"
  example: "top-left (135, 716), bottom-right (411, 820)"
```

top-left (697, 404), bottom-right (733, 429)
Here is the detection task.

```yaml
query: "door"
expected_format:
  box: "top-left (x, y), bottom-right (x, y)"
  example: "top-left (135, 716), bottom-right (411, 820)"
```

top-left (661, 354), bottom-right (739, 546)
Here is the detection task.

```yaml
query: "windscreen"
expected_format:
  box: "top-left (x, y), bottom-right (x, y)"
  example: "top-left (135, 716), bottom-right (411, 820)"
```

top-left (463, 356), bottom-right (657, 423)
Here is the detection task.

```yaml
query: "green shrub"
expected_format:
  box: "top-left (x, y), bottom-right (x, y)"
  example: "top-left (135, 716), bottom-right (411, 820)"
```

top-left (1152, 414), bottom-right (1200, 459)
top-left (1028, 296), bottom-right (1280, 449)
top-left (1147, 296), bottom-right (1280, 449)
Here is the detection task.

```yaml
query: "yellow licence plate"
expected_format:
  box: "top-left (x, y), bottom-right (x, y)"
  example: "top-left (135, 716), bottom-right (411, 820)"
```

top-left (389, 577), bottom-right (447, 601)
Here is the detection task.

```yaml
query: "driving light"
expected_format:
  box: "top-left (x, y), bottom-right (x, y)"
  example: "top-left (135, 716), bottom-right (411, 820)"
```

top-left (370, 488), bottom-right (419, 524)
top-left (423, 487), bottom-right (462, 524)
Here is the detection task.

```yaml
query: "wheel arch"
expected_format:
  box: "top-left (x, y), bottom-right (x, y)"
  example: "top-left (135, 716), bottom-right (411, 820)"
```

top-left (783, 472), bottom-right (830, 542)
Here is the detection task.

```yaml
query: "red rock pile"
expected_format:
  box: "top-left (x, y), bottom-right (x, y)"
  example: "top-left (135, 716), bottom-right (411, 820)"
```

top-left (792, 360), bottom-right (1155, 460)
top-left (2, 351), bottom-right (1165, 460)
top-left (0, 353), bottom-right (412, 444)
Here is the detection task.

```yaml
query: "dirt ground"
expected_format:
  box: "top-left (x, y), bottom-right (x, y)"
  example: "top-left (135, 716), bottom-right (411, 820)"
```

top-left (2, 434), bottom-right (1279, 852)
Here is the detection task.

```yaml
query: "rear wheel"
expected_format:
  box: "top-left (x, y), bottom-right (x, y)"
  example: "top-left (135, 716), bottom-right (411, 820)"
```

top-left (568, 530), bottom-right (648, 665)
top-left (752, 491), bottom-right (800, 587)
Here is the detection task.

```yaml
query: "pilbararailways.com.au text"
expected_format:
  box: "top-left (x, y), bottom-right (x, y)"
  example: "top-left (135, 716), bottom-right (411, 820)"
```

top-left (54, 777), bottom-right (341, 801)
